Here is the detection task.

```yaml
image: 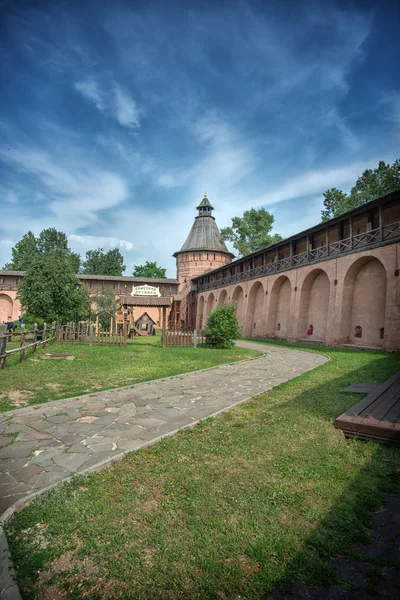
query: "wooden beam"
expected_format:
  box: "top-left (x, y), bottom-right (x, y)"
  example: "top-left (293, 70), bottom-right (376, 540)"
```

top-left (162, 306), bottom-right (167, 348)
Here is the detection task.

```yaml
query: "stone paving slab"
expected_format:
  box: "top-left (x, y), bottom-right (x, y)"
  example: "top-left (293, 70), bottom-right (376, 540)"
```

top-left (0, 341), bottom-right (327, 517)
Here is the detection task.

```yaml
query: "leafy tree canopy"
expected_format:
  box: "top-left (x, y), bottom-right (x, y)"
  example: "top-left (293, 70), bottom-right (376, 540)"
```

top-left (205, 303), bottom-right (241, 349)
top-left (133, 261), bottom-right (167, 278)
top-left (17, 252), bottom-right (89, 323)
top-left (4, 228), bottom-right (81, 273)
top-left (220, 208), bottom-right (283, 257)
top-left (81, 247), bottom-right (125, 276)
top-left (321, 159), bottom-right (400, 222)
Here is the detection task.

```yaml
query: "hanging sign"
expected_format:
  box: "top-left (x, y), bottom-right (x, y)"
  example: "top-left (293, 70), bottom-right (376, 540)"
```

top-left (131, 284), bottom-right (161, 297)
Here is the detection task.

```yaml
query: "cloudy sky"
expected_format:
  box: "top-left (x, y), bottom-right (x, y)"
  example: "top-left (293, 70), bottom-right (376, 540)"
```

top-left (0, 0), bottom-right (399, 276)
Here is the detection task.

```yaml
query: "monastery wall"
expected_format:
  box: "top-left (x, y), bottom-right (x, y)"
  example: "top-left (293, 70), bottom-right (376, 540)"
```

top-left (196, 243), bottom-right (400, 351)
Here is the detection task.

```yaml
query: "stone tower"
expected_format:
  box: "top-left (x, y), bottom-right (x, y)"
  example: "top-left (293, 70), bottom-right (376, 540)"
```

top-left (174, 193), bottom-right (234, 292)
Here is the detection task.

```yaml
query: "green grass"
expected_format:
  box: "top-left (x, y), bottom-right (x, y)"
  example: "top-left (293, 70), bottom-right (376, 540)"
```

top-left (5, 343), bottom-right (400, 599)
top-left (0, 334), bottom-right (259, 412)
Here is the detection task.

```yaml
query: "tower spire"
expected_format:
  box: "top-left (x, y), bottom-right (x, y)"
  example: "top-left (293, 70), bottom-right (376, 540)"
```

top-left (196, 192), bottom-right (214, 216)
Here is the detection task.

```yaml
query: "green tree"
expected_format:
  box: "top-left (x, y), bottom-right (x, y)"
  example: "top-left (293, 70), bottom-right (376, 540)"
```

top-left (92, 287), bottom-right (120, 329)
top-left (18, 252), bottom-right (89, 323)
top-left (37, 228), bottom-right (81, 273)
top-left (321, 159), bottom-right (400, 221)
top-left (220, 208), bottom-right (283, 257)
top-left (4, 232), bottom-right (38, 270)
top-left (205, 303), bottom-right (241, 349)
top-left (3, 228), bottom-right (81, 272)
top-left (133, 261), bottom-right (167, 278)
top-left (82, 248), bottom-right (125, 276)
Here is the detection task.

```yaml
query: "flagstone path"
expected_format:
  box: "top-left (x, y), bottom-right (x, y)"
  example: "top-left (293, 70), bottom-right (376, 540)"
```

top-left (0, 341), bottom-right (327, 518)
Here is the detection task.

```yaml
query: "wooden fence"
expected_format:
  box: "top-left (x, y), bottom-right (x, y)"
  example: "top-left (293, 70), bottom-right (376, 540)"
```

top-left (163, 329), bottom-right (215, 347)
top-left (57, 322), bottom-right (127, 346)
top-left (0, 322), bottom-right (57, 369)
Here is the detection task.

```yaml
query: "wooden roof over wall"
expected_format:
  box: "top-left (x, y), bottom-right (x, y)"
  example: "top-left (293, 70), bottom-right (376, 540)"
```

top-left (121, 296), bottom-right (172, 307)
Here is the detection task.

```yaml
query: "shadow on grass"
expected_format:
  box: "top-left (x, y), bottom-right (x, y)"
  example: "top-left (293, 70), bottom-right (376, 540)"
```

top-left (255, 350), bottom-right (400, 597)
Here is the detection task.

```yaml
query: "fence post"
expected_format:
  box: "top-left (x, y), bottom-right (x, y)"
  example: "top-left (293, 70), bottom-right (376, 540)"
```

top-left (56, 323), bottom-right (60, 343)
top-left (33, 323), bottom-right (38, 352)
top-left (89, 325), bottom-right (93, 346)
top-left (0, 330), bottom-right (7, 369)
top-left (123, 319), bottom-right (127, 347)
top-left (43, 322), bottom-right (47, 349)
top-left (194, 329), bottom-right (197, 347)
top-left (19, 330), bottom-right (25, 363)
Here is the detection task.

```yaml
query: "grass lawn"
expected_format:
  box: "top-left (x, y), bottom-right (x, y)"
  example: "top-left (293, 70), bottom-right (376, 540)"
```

top-left (0, 334), bottom-right (259, 412)
top-left (5, 343), bottom-right (400, 599)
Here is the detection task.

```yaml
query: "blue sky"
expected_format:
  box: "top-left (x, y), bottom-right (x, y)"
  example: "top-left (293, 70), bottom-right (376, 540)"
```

top-left (0, 0), bottom-right (399, 276)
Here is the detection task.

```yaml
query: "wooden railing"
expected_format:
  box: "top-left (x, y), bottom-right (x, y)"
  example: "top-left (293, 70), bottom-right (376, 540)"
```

top-left (0, 322), bottom-right (57, 369)
top-left (196, 221), bottom-right (400, 292)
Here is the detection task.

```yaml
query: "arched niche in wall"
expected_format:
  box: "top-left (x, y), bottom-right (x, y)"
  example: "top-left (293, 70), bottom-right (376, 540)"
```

top-left (341, 257), bottom-right (387, 347)
top-left (268, 276), bottom-right (292, 338)
top-left (298, 269), bottom-right (330, 340)
top-left (244, 281), bottom-right (264, 337)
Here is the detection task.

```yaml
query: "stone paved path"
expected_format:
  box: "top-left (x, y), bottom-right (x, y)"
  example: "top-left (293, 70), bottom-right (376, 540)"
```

top-left (0, 341), bottom-right (327, 517)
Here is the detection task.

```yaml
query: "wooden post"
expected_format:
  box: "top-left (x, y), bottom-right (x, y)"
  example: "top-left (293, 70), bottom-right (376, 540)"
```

top-left (56, 323), bottom-right (60, 343)
top-left (19, 330), bottom-right (25, 363)
top-left (325, 227), bottom-right (329, 256)
top-left (0, 332), bottom-right (7, 369)
top-left (123, 319), bottom-right (127, 347)
top-left (349, 216), bottom-right (353, 249)
top-left (110, 316), bottom-right (113, 345)
top-left (194, 329), bottom-right (197, 347)
top-left (43, 323), bottom-right (47, 349)
top-left (33, 323), bottom-right (38, 353)
top-left (162, 306), bottom-right (167, 348)
top-left (379, 203), bottom-right (383, 241)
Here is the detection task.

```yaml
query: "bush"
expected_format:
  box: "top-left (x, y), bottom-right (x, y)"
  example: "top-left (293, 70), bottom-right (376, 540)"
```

top-left (205, 303), bottom-right (241, 349)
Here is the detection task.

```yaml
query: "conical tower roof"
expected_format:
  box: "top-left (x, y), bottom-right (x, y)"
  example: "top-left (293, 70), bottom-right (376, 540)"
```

top-left (174, 194), bottom-right (234, 258)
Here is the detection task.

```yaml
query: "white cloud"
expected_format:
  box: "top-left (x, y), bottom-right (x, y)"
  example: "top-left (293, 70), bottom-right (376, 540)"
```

top-left (69, 234), bottom-right (134, 251)
top-left (75, 77), bottom-right (141, 128)
top-left (0, 145), bottom-right (129, 229)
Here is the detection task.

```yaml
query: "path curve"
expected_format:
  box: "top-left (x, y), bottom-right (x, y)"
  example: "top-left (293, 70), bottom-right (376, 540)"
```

top-left (0, 341), bottom-right (328, 519)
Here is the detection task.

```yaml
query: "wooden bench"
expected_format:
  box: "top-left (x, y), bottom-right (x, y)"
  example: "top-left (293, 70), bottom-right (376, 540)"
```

top-left (335, 372), bottom-right (400, 444)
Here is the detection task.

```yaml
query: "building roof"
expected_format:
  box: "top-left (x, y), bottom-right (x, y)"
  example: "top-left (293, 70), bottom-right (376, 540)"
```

top-left (174, 194), bottom-right (234, 257)
top-left (0, 270), bottom-right (178, 285)
top-left (191, 187), bottom-right (400, 281)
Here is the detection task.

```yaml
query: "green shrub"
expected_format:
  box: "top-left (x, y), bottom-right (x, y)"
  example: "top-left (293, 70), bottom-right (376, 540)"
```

top-left (205, 303), bottom-right (241, 349)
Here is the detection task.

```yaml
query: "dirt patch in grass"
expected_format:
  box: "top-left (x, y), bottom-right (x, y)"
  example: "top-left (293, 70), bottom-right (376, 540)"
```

top-left (41, 353), bottom-right (75, 360)
top-left (0, 390), bottom-right (34, 407)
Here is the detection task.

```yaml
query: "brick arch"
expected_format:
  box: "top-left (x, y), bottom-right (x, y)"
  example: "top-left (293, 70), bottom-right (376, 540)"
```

top-left (197, 295), bottom-right (205, 329)
top-left (205, 292), bottom-right (215, 323)
top-left (268, 276), bottom-right (292, 338)
top-left (231, 285), bottom-right (245, 328)
top-left (0, 293), bottom-right (13, 323)
top-left (218, 289), bottom-right (228, 305)
top-left (244, 281), bottom-right (265, 337)
top-left (297, 269), bottom-right (330, 340)
top-left (341, 257), bottom-right (387, 347)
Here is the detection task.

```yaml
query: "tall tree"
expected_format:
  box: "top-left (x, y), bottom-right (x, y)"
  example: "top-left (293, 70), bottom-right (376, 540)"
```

top-left (18, 252), bottom-right (88, 322)
top-left (133, 261), bottom-right (167, 278)
top-left (220, 208), bottom-right (283, 257)
top-left (81, 248), bottom-right (125, 276)
top-left (4, 232), bottom-right (38, 270)
top-left (321, 159), bottom-right (400, 222)
top-left (3, 228), bottom-right (81, 272)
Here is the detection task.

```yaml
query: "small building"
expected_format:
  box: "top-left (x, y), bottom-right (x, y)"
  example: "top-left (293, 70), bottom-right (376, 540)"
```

top-left (135, 312), bottom-right (156, 335)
